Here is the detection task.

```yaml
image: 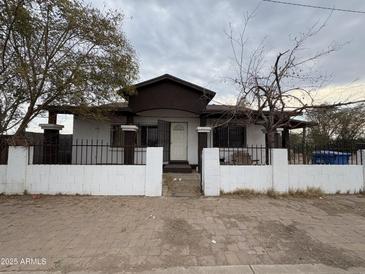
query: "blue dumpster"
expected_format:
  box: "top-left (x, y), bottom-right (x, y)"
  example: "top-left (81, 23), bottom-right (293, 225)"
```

top-left (312, 150), bottom-right (352, 165)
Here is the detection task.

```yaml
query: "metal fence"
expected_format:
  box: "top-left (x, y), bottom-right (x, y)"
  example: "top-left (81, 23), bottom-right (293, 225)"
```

top-left (29, 140), bottom-right (146, 165)
top-left (0, 140), bottom-right (8, 165)
top-left (288, 143), bottom-right (364, 165)
top-left (219, 145), bottom-right (271, 165)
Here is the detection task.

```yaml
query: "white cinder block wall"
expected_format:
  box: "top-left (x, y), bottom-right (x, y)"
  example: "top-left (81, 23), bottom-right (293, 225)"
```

top-left (202, 148), bottom-right (365, 196)
top-left (220, 166), bottom-right (272, 192)
top-left (0, 165), bottom-right (7, 193)
top-left (0, 146), bottom-right (163, 196)
top-left (288, 165), bottom-right (363, 194)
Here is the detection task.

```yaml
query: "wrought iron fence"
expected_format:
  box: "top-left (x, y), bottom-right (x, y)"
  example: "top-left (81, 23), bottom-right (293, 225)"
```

top-left (29, 140), bottom-right (146, 165)
top-left (0, 140), bottom-right (8, 165)
top-left (219, 145), bottom-right (271, 165)
top-left (288, 143), bottom-right (363, 165)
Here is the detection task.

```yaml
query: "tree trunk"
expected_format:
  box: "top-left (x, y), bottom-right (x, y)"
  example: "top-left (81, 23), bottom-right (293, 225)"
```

top-left (14, 106), bottom-right (34, 137)
top-left (266, 130), bottom-right (276, 148)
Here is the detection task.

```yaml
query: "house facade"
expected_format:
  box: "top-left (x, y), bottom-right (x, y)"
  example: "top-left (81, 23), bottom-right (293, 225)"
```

top-left (43, 74), bottom-right (308, 171)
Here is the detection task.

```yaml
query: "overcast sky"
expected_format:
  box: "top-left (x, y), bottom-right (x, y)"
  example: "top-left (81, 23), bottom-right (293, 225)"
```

top-left (29, 0), bottom-right (365, 133)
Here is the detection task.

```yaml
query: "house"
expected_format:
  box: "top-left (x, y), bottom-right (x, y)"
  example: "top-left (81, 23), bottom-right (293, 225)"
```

top-left (41, 74), bottom-right (310, 172)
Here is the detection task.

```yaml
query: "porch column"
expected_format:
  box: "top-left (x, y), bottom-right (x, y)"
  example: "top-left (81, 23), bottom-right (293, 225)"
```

top-left (39, 123), bottom-right (64, 164)
top-left (282, 128), bottom-right (290, 149)
top-left (121, 125), bottom-right (138, 165)
top-left (197, 126), bottom-right (212, 172)
top-left (276, 128), bottom-right (284, 148)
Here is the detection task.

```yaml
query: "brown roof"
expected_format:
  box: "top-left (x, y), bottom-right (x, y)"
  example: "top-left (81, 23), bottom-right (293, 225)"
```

top-left (45, 102), bottom-right (132, 114)
top-left (204, 104), bottom-right (315, 129)
top-left (132, 74), bottom-right (216, 99)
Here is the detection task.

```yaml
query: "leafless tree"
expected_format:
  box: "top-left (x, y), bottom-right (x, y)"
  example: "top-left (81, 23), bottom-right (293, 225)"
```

top-left (223, 12), bottom-right (365, 148)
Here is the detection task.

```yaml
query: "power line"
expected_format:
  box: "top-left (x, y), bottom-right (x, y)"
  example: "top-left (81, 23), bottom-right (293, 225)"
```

top-left (263, 0), bottom-right (365, 14)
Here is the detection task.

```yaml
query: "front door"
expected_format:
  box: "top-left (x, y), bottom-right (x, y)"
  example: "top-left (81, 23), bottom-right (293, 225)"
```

top-left (170, 122), bottom-right (188, 161)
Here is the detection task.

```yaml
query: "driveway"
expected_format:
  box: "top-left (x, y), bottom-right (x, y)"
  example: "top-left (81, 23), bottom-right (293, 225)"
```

top-left (0, 195), bottom-right (364, 273)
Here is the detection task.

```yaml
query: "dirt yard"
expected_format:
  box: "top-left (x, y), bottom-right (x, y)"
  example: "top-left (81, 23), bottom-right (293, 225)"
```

top-left (0, 194), bottom-right (364, 272)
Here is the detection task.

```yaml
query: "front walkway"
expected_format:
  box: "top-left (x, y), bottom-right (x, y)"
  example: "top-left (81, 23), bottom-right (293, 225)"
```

top-left (163, 173), bottom-right (201, 197)
top-left (0, 195), bottom-right (364, 273)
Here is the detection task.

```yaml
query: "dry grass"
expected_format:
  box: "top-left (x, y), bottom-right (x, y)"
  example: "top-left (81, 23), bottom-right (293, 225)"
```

top-left (220, 188), bottom-right (263, 197)
top-left (359, 187), bottom-right (365, 196)
top-left (164, 174), bottom-right (175, 193)
top-left (221, 187), bottom-right (325, 199)
top-left (287, 187), bottom-right (324, 198)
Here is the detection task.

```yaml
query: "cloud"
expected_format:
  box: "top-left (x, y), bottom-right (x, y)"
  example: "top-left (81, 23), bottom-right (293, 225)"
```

top-left (90, 0), bottom-right (365, 91)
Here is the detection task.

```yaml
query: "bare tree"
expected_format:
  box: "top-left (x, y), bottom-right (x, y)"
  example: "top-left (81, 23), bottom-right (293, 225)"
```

top-left (225, 12), bottom-right (364, 148)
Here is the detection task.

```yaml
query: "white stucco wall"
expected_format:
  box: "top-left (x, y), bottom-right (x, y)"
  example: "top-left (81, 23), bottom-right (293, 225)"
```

top-left (5, 146), bottom-right (28, 194)
top-left (220, 166), bottom-right (273, 192)
top-left (202, 148), bottom-right (365, 196)
top-left (202, 148), bottom-right (220, 196)
top-left (26, 165), bottom-right (146, 195)
top-left (0, 146), bottom-right (163, 196)
top-left (73, 116), bottom-right (124, 143)
top-left (246, 124), bottom-right (266, 146)
top-left (288, 165), bottom-right (364, 193)
top-left (0, 165), bottom-right (7, 193)
top-left (145, 147), bottom-right (163, 196)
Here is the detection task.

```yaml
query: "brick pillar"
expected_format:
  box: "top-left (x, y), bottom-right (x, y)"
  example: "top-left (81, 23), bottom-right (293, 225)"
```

top-left (121, 125), bottom-right (138, 165)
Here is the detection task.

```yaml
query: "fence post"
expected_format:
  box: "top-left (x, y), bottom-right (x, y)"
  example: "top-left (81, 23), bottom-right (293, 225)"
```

top-left (358, 149), bottom-right (365, 190)
top-left (202, 148), bottom-right (220, 196)
top-left (271, 148), bottom-right (289, 192)
top-left (145, 147), bottom-right (163, 197)
top-left (5, 146), bottom-right (28, 194)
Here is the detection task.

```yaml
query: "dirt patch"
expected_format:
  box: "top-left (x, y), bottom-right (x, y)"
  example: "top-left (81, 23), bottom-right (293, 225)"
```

top-left (310, 196), bottom-right (365, 217)
top-left (162, 218), bottom-right (201, 246)
top-left (158, 218), bottom-right (213, 267)
top-left (256, 220), bottom-right (365, 269)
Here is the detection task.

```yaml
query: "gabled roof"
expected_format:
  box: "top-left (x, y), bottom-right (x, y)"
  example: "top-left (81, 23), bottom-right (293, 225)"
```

top-left (133, 74), bottom-right (216, 99)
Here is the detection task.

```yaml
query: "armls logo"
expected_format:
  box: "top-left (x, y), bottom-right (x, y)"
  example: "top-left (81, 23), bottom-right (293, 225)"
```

top-left (20, 257), bottom-right (47, 265)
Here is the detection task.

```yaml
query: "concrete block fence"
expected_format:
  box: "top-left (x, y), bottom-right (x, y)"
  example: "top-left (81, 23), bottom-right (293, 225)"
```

top-left (202, 148), bottom-right (365, 196)
top-left (0, 146), bottom-right (163, 196)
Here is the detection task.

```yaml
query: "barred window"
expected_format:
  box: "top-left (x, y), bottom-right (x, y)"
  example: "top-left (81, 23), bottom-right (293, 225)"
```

top-left (213, 125), bottom-right (246, 147)
top-left (140, 126), bottom-right (158, 147)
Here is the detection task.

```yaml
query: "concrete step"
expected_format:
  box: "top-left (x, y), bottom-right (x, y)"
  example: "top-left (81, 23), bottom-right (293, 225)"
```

top-left (163, 163), bottom-right (192, 173)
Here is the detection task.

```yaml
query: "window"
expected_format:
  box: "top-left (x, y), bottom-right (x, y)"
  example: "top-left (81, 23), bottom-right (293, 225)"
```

top-left (140, 125), bottom-right (158, 147)
top-left (213, 125), bottom-right (246, 147)
top-left (110, 125), bottom-right (124, 147)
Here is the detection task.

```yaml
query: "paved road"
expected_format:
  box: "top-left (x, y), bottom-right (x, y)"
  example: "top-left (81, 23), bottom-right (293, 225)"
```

top-left (0, 195), bottom-right (364, 273)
